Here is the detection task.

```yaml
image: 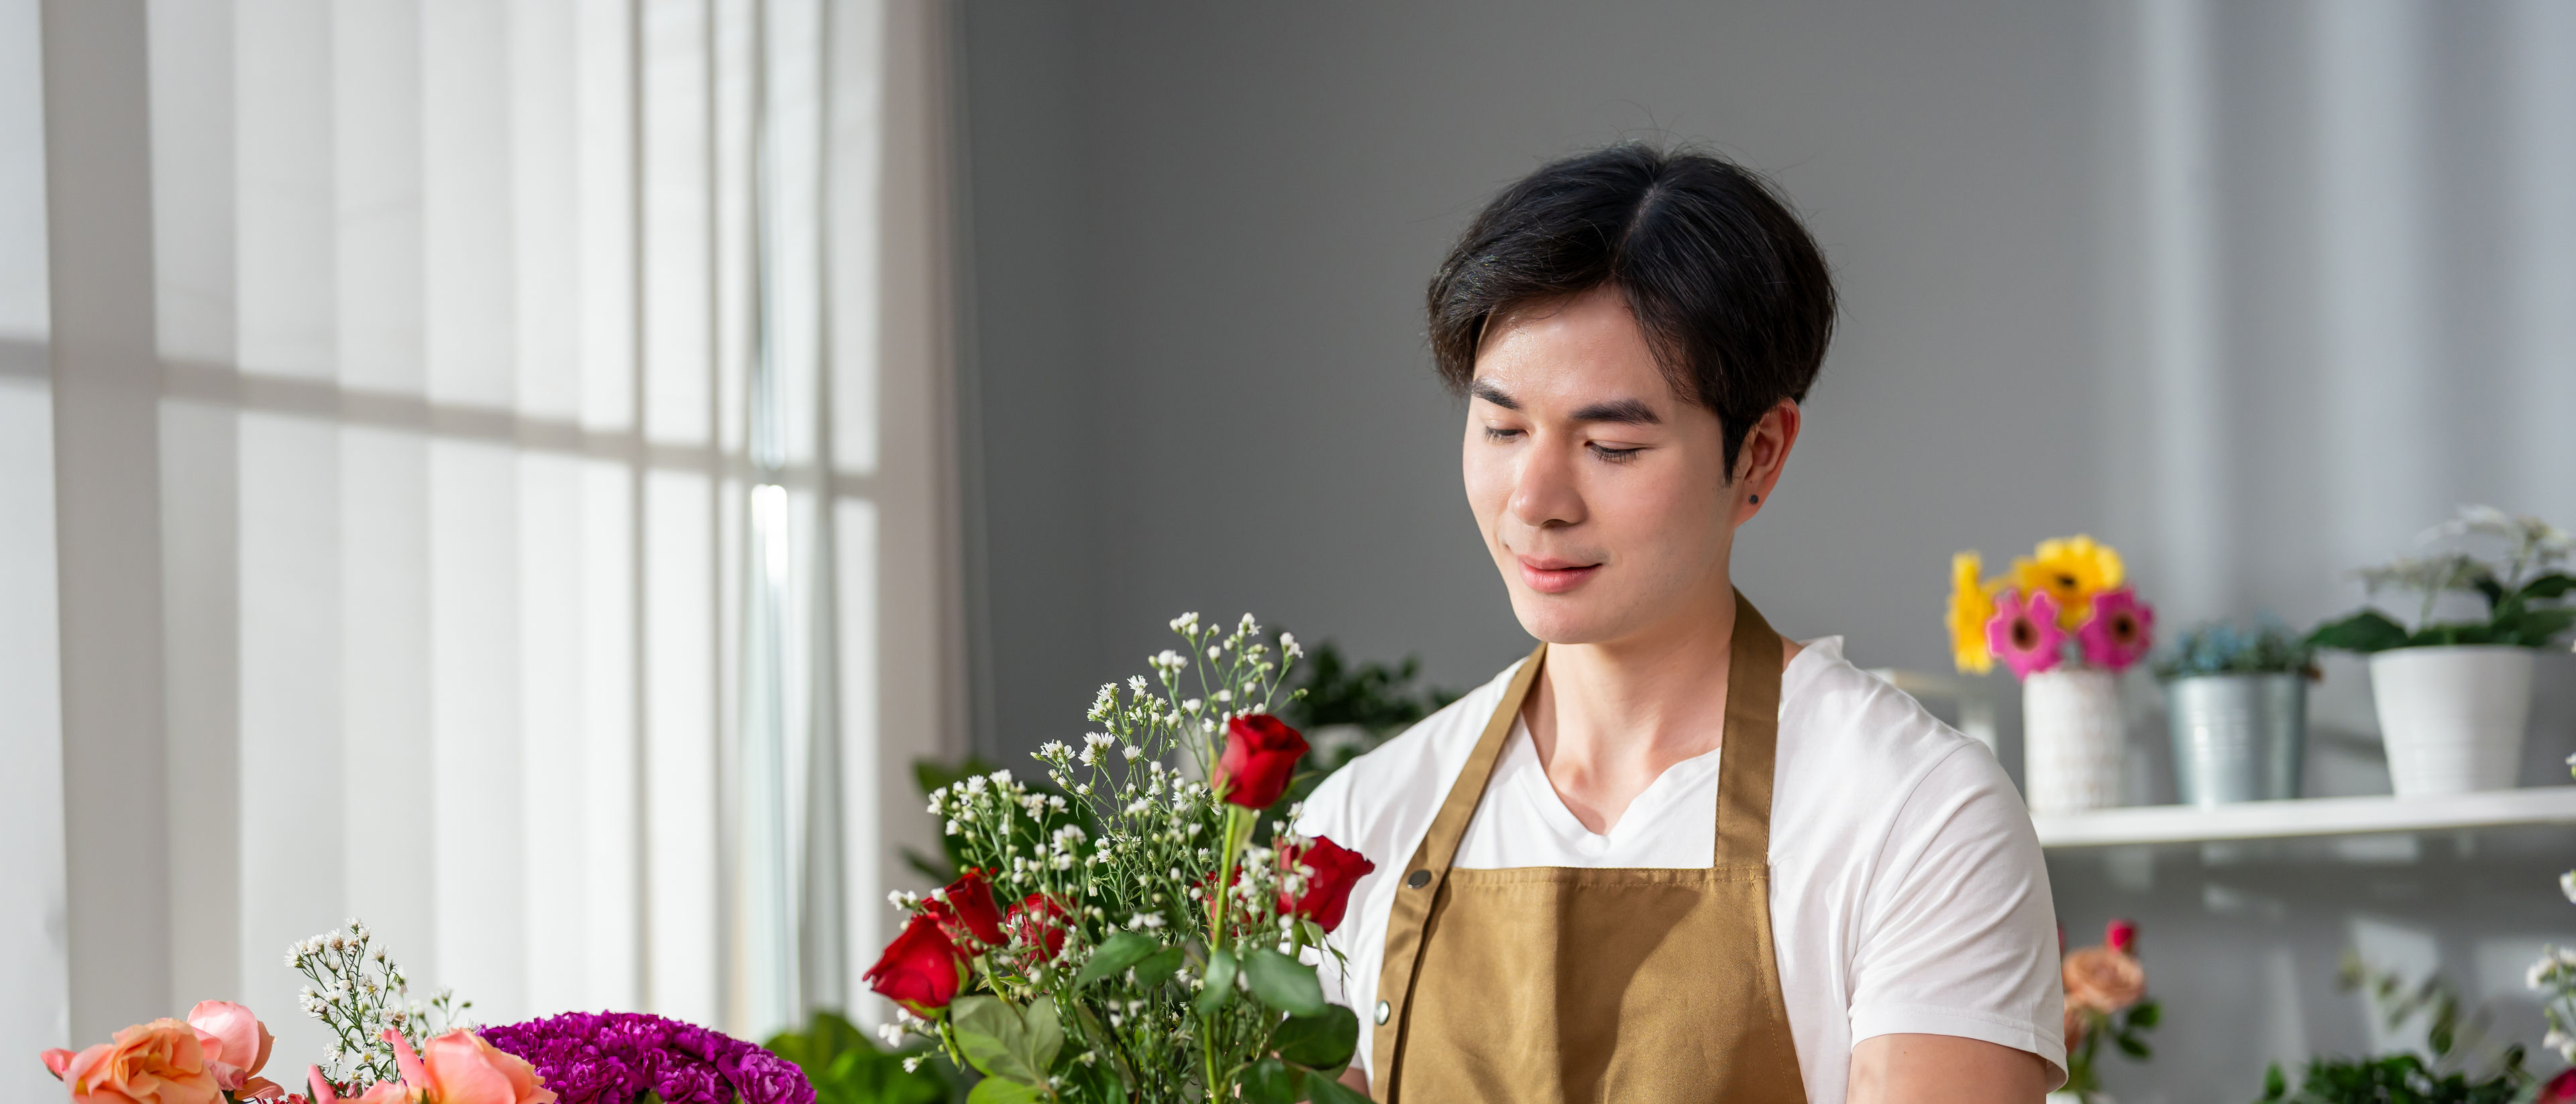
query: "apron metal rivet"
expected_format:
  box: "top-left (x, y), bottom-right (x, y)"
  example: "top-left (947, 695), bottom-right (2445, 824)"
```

top-left (1406, 869), bottom-right (1431, 889)
top-left (1375, 1000), bottom-right (1391, 1024)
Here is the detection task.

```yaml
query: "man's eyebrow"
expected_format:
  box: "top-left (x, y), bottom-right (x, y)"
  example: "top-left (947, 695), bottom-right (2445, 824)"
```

top-left (1568, 398), bottom-right (1660, 426)
top-left (1469, 379), bottom-right (1520, 411)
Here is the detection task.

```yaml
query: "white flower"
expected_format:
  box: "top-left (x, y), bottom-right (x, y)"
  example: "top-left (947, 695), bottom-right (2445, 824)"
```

top-left (1281, 632), bottom-right (1302, 659)
top-left (877, 1022), bottom-right (906, 1046)
top-left (2561, 871), bottom-right (2576, 903)
top-left (1122, 745), bottom-right (1142, 761)
top-left (1128, 675), bottom-right (1147, 692)
top-left (1171, 612), bottom-right (1200, 632)
top-left (1207, 645), bottom-right (1221, 661)
top-left (1039, 740), bottom-right (1067, 757)
top-left (991, 769), bottom-right (1014, 785)
top-left (903, 1056), bottom-right (924, 1072)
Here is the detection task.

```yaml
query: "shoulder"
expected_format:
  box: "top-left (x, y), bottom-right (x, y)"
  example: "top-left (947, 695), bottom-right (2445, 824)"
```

top-left (1295, 658), bottom-right (1521, 865)
top-left (1771, 638), bottom-right (2029, 863)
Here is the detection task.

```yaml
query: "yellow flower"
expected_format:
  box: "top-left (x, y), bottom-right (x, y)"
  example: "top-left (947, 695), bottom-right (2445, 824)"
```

top-left (1948, 551), bottom-right (2000, 674)
top-left (2012, 535), bottom-right (2125, 629)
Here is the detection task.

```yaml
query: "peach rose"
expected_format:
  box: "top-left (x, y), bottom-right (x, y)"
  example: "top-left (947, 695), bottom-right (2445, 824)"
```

top-left (53, 1018), bottom-right (223, 1104)
top-left (319, 1030), bottom-right (553, 1104)
top-left (186, 1000), bottom-right (278, 1098)
top-left (2062, 1003), bottom-right (2086, 1054)
top-left (2062, 945), bottom-right (2146, 1014)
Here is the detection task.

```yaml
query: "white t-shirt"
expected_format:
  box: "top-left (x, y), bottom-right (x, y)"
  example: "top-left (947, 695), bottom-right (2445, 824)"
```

top-left (1295, 637), bottom-right (2067, 1102)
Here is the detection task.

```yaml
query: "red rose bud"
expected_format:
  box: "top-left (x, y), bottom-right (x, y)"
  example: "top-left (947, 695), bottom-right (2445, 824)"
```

top-left (2536, 1069), bottom-right (2576, 1104)
top-left (1006, 893), bottom-right (1071, 960)
top-left (2106, 918), bottom-right (2138, 955)
top-left (1218, 714), bottom-right (1308, 809)
top-left (863, 912), bottom-right (968, 1014)
top-left (1278, 835), bottom-right (1376, 933)
top-left (927, 869), bottom-right (1007, 949)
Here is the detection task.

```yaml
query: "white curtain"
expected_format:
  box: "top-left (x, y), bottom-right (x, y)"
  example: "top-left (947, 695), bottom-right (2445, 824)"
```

top-left (4, 0), bottom-right (963, 1091)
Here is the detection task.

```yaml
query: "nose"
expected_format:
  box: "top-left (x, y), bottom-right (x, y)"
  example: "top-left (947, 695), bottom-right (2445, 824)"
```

top-left (1507, 435), bottom-right (1585, 532)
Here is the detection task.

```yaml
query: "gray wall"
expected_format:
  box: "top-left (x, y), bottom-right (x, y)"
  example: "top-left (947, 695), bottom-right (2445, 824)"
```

top-left (954, 3), bottom-right (2576, 1100)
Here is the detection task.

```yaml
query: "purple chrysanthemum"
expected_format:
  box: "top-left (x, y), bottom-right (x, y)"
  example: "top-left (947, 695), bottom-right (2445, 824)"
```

top-left (481, 1011), bottom-right (816, 1104)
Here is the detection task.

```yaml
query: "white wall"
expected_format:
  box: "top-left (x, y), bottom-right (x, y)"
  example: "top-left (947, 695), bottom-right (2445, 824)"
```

top-left (954, 3), bottom-right (2576, 1100)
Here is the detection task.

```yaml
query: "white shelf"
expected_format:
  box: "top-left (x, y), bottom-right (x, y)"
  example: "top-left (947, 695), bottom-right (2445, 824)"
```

top-left (2033, 787), bottom-right (2576, 849)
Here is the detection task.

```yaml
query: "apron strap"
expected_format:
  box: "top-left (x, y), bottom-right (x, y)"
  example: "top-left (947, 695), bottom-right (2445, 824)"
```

top-left (1371, 589), bottom-right (1789, 1099)
top-left (1369, 641), bottom-right (1546, 1096)
top-left (1716, 590), bottom-right (1784, 867)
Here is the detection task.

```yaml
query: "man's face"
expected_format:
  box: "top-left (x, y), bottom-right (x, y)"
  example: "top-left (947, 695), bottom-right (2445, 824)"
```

top-left (1462, 286), bottom-right (1743, 646)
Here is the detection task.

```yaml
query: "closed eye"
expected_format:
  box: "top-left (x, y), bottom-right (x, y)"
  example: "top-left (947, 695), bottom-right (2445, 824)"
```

top-left (1483, 426), bottom-right (1524, 442)
top-left (1589, 443), bottom-right (1644, 461)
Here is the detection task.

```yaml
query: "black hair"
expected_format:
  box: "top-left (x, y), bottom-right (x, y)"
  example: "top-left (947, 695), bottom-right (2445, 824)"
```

top-left (1427, 142), bottom-right (1837, 474)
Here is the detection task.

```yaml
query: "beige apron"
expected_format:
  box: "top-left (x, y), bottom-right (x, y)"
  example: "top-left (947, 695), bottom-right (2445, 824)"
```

top-left (1370, 591), bottom-right (1807, 1104)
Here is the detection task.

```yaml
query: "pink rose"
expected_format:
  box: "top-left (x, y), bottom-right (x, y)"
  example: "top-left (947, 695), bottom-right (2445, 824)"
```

top-left (311, 1032), bottom-right (555, 1104)
top-left (186, 1000), bottom-right (278, 1098)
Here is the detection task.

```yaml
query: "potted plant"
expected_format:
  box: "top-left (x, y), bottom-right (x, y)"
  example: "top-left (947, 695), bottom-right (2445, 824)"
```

top-left (2308, 506), bottom-right (2574, 796)
top-left (2152, 620), bottom-right (2316, 806)
top-left (1949, 536), bottom-right (2157, 812)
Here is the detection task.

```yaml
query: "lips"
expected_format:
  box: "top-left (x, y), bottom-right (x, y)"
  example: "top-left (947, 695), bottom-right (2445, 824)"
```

top-left (1516, 555), bottom-right (1602, 594)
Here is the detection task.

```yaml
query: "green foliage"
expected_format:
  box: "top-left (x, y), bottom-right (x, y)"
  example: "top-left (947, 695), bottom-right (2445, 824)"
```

top-left (765, 1010), bottom-right (959, 1104)
top-left (1239, 947), bottom-right (1326, 1017)
top-left (2311, 506), bottom-right (2575, 653)
top-left (2155, 618), bottom-right (2319, 679)
top-left (2063, 999), bottom-right (2159, 1095)
top-left (951, 996), bottom-right (1065, 1087)
top-left (2253, 1053), bottom-right (2523, 1104)
top-left (1279, 642), bottom-right (1458, 734)
top-left (2258, 956), bottom-right (2534, 1103)
top-left (1271, 1006), bottom-right (1359, 1074)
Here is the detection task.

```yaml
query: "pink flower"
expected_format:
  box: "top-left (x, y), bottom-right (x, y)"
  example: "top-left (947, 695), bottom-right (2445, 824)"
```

top-left (45, 1018), bottom-right (222, 1104)
top-left (2076, 588), bottom-right (2154, 672)
top-left (186, 1000), bottom-right (278, 1099)
top-left (2106, 918), bottom-right (2138, 954)
top-left (1985, 588), bottom-right (2066, 679)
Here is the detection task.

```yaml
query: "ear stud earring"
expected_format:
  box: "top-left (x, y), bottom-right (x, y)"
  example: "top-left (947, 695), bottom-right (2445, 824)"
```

top-left (1750, 494), bottom-right (1760, 504)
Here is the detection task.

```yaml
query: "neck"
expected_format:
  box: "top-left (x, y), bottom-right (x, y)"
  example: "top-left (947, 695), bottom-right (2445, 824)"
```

top-left (1523, 571), bottom-right (1799, 833)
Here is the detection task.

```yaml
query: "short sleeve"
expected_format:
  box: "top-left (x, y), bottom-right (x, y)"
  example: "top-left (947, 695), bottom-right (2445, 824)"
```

top-left (1846, 744), bottom-right (2068, 1082)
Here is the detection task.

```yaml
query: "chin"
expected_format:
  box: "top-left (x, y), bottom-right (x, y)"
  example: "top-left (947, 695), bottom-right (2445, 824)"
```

top-left (1506, 589), bottom-right (1637, 646)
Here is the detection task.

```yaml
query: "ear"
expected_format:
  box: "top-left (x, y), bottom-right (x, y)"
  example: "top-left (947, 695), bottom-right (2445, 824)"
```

top-left (1731, 400), bottom-right (1803, 525)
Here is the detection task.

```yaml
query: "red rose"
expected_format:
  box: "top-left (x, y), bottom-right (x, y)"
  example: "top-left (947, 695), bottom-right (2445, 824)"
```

top-left (2106, 918), bottom-right (2138, 955)
top-left (926, 869), bottom-right (1007, 949)
top-left (2538, 1069), bottom-right (2576, 1104)
top-left (1218, 714), bottom-right (1308, 809)
top-left (863, 912), bottom-right (968, 1013)
top-left (1277, 835), bottom-right (1375, 933)
top-left (1006, 893), bottom-right (1071, 960)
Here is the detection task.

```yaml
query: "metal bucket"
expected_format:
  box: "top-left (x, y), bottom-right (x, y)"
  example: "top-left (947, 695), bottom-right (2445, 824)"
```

top-left (2165, 673), bottom-right (2306, 805)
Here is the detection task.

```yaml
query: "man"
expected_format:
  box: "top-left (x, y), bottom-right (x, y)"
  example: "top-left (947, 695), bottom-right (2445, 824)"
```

top-left (1299, 144), bottom-right (2064, 1103)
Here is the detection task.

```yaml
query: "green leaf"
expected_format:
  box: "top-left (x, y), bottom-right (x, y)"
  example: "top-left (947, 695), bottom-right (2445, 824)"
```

top-left (1075, 932), bottom-right (1162, 989)
top-left (2513, 607), bottom-right (2576, 646)
top-left (967, 1078), bottom-right (1048, 1104)
top-left (2125, 999), bottom-right (2160, 1029)
top-left (1240, 948), bottom-right (1326, 1017)
top-left (2113, 1033), bottom-right (2150, 1059)
top-left (1133, 946), bottom-right (1186, 989)
top-left (2309, 610), bottom-right (2412, 653)
top-left (2520, 573), bottom-right (2575, 601)
top-left (2261, 1062), bottom-right (2286, 1101)
top-left (951, 996), bottom-right (1045, 1083)
top-left (1273, 1005), bottom-right (1359, 1073)
top-left (1197, 949), bottom-right (1238, 1017)
top-left (1305, 1073), bottom-right (1374, 1104)
top-left (1239, 1058), bottom-right (1303, 1104)
top-left (1024, 998), bottom-right (1064, 1072)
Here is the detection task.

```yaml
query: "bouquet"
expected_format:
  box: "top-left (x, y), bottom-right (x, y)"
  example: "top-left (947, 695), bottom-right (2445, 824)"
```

top-left (37, 920), bottom-right (812, 1104)
top-left (2060, 920), bottom-right (2157, 1101)
top-left (863, 613), bottom-right (1377, 1103)
top-left (1949, 536), bottom-right (2155, 680)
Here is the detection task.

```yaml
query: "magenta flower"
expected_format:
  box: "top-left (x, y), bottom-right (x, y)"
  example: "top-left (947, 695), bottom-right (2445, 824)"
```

top-left (1986, 588), bottom-right (2066, 679)
top-left (2077, 587), bottom-right (2154, 672)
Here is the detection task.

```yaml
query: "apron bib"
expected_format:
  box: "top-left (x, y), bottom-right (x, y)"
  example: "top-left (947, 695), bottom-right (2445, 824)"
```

top-left (1370, 591), bottom-right (1807, 1104)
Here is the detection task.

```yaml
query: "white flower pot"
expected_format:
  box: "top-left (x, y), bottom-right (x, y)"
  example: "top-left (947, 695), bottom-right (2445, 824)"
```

top-left (2025, 668), bottom-right (2124, 812)
top-left (2368, 645), bottom-right (2535, 795)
